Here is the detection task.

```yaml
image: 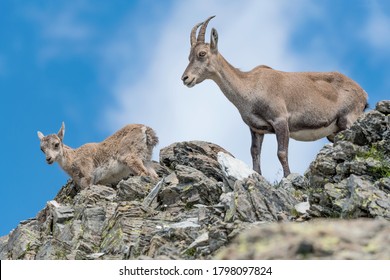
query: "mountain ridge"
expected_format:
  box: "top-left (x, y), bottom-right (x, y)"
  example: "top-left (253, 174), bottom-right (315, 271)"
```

top-left (1, 100), bottom-right (389, 260)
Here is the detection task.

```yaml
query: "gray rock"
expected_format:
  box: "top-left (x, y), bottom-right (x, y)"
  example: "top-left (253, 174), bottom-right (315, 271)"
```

top-left (35, 238), bottom-right (71, 260)
top-left (233, 174), bottom-right (298, 222)
top-left (375, 177), bottom-right (390, 193)
top-left (159, 164), bottom-right (222, 207)
top-left (142, 178), bottom-right (165, 208)
top-left (169, 218), bottom-right (200, 229)
top-left (337, 110), bottom-right (388, 146)
top-left (6, 220), bottom-right (40, 259)
top-left (217, 152), bottom-right (254, 187)
top-left (302, 101), bottom-right (390, 219)
top-left (82, 206), bottom-right (106, 243)
top-left (117, 177), bottom-right (152, 201)
top-left (216, 219), bottom-right (390, 259)
top-left (160, 141), bottom-right (232, 182)
top-left (219, 192), bottom-right (236, 222)
top-left (52, 205), bottom-right (74, 224)
top-left (74, 184), bottom-right (117, 205)
top-left (376, 100), bottom-right (390, 114)
top-left (186, 232), bottom-right (209, 252)
top-left (2, 105), bottom-right (390, 261)
top-left (0, 236), bottom-right (9, 259)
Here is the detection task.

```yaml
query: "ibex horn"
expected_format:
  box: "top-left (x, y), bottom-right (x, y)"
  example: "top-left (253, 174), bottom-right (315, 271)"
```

top-left (197, 15), bottom-right (216, 43)
top-left (191, 21), bottom-right (204, 47)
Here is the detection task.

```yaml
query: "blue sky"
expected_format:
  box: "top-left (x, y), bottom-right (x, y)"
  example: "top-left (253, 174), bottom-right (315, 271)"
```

top-left (0, 0), bottom-right (389, 236)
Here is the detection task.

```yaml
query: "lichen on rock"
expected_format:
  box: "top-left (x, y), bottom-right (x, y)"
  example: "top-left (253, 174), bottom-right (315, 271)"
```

top-left (1, 101), bottom-right (390, 260)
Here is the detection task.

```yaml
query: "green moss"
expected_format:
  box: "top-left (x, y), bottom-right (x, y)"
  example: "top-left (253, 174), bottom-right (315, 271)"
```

top-left (356, 145), bottom-right (384, 161)
top-left (290, 207), bottom-right (299, 217)
top-left (54, 249), bottom-right (67, 259)
top-left (185, 202), bottom-right (195, 210)
top-left (293, 190), bottom-right (305, 199)
top-left (356, 145), bottom-right (390, 179)
top-left (184, 247), bottom-right (197, 257)
top-left (337, 133), bottom-right (345, 140)
top-left (26, 242), bottom-right (31, 252)
top-left (100, 227), bottom-right (123, 251)
top-left (183, 184), bottom-right (193, 192)
top-left (369, 164), bottom-right (390, 178)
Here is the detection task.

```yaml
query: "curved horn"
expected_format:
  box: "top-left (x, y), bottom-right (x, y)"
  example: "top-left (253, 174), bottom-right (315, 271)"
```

top-left (191, 21), bottom-right (203, 47)
top-left (197, 15), bottom-right (215, 43)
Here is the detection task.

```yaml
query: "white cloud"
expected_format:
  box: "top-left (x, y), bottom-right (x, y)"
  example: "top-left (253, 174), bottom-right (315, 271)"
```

top-left (103, 0), bottom-right (334, 182)
top-left (24, 3), bottom-right (94, 63)
top-left (362, 3), bottom-right (390, 52)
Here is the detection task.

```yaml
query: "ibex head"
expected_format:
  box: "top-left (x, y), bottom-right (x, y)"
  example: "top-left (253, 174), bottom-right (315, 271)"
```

top-left (181, 16), bottom-right (218, 87)
top-left (37, 122), bottom-right (65, 164)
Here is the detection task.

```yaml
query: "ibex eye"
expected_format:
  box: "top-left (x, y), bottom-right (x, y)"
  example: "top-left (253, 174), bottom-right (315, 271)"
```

top-left (199, 51), bottom-right (206, 57)
top-left (54, 143), bottom-right (60, 148)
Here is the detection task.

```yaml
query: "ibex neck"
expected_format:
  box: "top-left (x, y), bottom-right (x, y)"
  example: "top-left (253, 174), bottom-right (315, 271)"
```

top-left (212, 54), bottom-right (249, 108)
top-left (58, 145), bottom-right (76, 176)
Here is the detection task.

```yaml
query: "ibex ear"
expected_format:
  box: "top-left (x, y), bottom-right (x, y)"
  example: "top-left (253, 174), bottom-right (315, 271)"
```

top-left (210, 28), bottom-right (218, 53)
top-left (57, 122), bottom-right (65, 141)
top-left (37, 131), bottom-right (45, 140)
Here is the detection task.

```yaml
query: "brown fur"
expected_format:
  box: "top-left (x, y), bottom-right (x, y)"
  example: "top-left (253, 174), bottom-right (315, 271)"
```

top-left (38, 123), bottom-right (159, 188)
top-left (182, 16), bottom-right (368, 177)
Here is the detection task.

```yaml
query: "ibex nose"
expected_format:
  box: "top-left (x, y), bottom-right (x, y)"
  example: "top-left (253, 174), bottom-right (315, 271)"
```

top-left (46, 157), bottom-right (52, 163)
top-left (181, 73), bottom-right (195, 87)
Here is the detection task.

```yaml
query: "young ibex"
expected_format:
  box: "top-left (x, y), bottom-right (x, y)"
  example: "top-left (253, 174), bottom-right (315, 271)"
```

top-left (182, 16), bottom-right (368, 177)
top-left (38, 123), bottom-right (159, 188)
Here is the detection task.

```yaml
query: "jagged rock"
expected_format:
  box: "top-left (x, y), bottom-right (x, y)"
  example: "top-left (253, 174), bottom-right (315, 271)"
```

top-left (219, 192), bottom-right (235, 222)
top-left (0, 236), bottom-right (9, 259)
top-left (0, 140), bottom-right (300, 260)
top-left (279, 173), bottom-right (308, 194)
top-left (228, 173), bottom-right (299, 223)
top-left (75, 184), bottom-right (117, 204)
top-left (217, 152), bottom-right (254, 188)
top-left (117, 177), bottom-right (153, 201)
top-left (48, 201), bottom-right (74, 224)
top-left (160, 141), bottom-right (232, 182)
top-left (302, 101), bottom-right (390, 220)
top-left (216, 219), bottom-right (390, 259)
top-left (6, 219), bottom-right (41, 260)
top-left (336, 110), bottom-right (389, 146)
top-left (142, 178), bottom-right (165, 208)
top-left (324, 175), bottom-right (390, 219)
top-left (186, 231), bottom-right (209, 251)
top-left (376, 100), bottom-right (390, 114)
top-left (2, 101), bottom-right (390, 260)
top-left (159, 164), bottom-right (223, 207)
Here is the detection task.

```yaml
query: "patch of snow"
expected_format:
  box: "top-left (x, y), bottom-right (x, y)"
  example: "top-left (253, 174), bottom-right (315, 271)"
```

top-left (217, 152), bottom-right (255, 181)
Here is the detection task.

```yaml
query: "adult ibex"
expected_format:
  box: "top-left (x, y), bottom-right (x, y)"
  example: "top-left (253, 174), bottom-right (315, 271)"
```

top-left (181, 16), bottom-right (368, 177)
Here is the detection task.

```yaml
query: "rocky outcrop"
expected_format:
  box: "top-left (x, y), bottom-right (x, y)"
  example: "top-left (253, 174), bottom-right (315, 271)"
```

top-left (1, 101), bottom-right (390, 260)
top-left (0, 141), bottom-right (297, 260)
top-left (299, 101), bottom-right (390, 219)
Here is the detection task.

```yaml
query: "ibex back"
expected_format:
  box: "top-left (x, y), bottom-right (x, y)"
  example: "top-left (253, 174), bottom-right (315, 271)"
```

top-left (181, 16), bottom-right (368, 177)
